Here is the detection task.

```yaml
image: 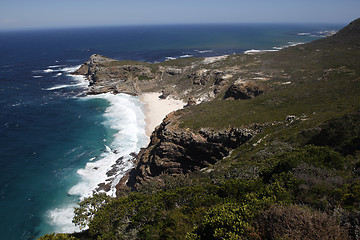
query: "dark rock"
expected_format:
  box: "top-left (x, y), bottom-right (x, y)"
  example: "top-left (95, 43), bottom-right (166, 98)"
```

top-left (224, 82), bottom-right (267, 100)
top-left (97, 182), bottom-right (111, 192)
top-left (285, 115), bottom-right (297, 123)
top-left (72, 64), bottom-right (89, 76)
top-left (185, 96), bottom-right (197, 107)
top-left (124, 112), bottom-right (260, 190)
top-left (188, 69), bottom-right (212, 85)
top-left (75, 54), bottom-right (155, 95)
top-left (159, 89), bottom-right (171, 99)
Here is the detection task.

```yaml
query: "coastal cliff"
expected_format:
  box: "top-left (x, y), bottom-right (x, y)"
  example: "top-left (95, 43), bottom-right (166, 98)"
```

top-left (44, 18), bottom-right (360, 240)
top-left (71, 18), bottom-right (360, 194)
top-left (125, 112), bottom-right (261, 190)
top-left (73, 50), bottom-right (279, 104)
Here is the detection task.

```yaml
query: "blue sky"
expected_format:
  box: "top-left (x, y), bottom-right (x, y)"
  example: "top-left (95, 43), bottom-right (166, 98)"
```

top-left (1, 0), bottom-right (359, 30)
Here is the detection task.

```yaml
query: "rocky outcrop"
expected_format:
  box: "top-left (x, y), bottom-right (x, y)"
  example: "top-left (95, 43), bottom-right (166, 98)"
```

top-left (188, 69), bottom-right (212, 85)
top-left (224, 81), bottom-right (267, 100)
top-left (73, 54), bottom-right (155, 95)
top-left (187, 69), bottom-right (226, 86)
top-left (165, 67), bottom-right (183, 75)
top-left (124, 113), bottom-right (261, 190)
top-left (185, 96), bottom-right (197, 106)
top-left (73, 54), bottom-right (238, 101)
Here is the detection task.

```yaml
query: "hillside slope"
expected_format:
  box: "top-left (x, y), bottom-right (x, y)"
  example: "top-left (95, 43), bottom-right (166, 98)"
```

top-left (42, 19), bottom-right (360, 240)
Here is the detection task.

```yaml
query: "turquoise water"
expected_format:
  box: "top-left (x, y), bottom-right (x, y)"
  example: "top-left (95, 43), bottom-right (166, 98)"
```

top-left (0, 23), bottom-right (343, 239)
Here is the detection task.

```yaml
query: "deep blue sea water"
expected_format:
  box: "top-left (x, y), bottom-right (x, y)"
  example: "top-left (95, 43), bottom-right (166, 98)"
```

top-left (0, 23), bottom-right (343, 239)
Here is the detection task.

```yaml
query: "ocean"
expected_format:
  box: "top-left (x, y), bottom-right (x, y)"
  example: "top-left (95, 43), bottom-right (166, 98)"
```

top-left (0, 23), bottom-right (343, 239)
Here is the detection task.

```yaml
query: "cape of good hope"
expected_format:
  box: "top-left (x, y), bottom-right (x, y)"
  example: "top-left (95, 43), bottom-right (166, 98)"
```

top-left (72, 19), bottom-right (360, 193)
top-left (73, 44), bottom-right (272, 190)
top-left (54, 18), bottom-right (360, 240)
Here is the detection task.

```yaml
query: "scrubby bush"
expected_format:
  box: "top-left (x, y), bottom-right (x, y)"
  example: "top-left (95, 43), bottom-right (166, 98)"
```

top-left (256, 205), bottom-right (349, 240)
top-left (63, 145), bottom-right (356, 239)
top-left (309, 110), bottom-right (360, 155)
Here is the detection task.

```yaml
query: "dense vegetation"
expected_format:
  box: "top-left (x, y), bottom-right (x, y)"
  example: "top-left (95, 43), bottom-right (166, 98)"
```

top-left (41, 142), bottom-right (360, 239)
top-left (40, 19), bottom-right (360, 239)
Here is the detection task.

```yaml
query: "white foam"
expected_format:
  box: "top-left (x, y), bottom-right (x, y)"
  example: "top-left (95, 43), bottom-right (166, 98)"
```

top-left (179, 54), bottom-right (193, 58)
top-left (272, 42), bottom-right (304, 51)
top-left (47, 93), bottom-right (148, 232)
top-left (165, 57), bottom-right (177, 61)
top-left (298, 30), bottom-right (337, 38)
top-left (72, 93), bottom-right (147, 198)
top-left (44, 77), bottom-right (88, 91)
top-left (273, 47), bottom-right (283, 50)
top-left (48, 65), bottom-right (65, 68)
top-left (44, 84), bottom-right (75, 91)
top-left (288, 42), bottom-right (304, 47)
top-left (48, 204), bottom-right (81, 233)
top-left (44, 65), bottom-right (88, 91)
top-left (298, 32), bottom-right (311, 36)
top-left (60, 65), bottom-right (82, 73)
top-left (43, 69), bottom-right (55, 73)
top-left (33, 75), bottom-right (43, 78)
top-left (244, 49), bottom-right (263, 54)
top-left (195, 50), bottom-right (213, 54)
top-left (37, 65), bottom-right (81, 74)
top-left (244, 49), bottom-right (278, 54)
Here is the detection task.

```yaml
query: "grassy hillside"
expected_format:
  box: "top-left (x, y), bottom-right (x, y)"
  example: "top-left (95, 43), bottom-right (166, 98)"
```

top-left (40, 19), bottom-right (360, 240)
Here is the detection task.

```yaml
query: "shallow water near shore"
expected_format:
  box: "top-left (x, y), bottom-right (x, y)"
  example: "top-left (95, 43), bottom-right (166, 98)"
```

top-left (0, 23), bottom-right (343, 239)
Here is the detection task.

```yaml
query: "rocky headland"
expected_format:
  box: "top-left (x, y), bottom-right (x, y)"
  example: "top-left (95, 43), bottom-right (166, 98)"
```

top-left (72, 18), bottom-right (360, 195)
top-left (72, 50), bottom-right (278, 192)
top-left (73, 51), bottom-right (274, 104)
top-left (53, 18), bottom-right (360, 240)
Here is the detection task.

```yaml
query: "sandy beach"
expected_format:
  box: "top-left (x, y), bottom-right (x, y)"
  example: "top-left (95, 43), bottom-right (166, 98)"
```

top-left (140, 92), bottom-right (185, 136)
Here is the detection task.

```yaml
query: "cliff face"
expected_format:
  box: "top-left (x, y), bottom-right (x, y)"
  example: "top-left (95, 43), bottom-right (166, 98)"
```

top-left (125, 112), bottom-right (261, 190)
top-left (72, 53), bottom-right (278, 103)
top-left (73, 54), bottom-right (153, 95)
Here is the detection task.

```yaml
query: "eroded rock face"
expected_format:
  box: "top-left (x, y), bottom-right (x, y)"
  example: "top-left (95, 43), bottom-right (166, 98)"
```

top-left (73, 53), bottom-right (248, 103)
top-left (165, 67), bottom-right (183, 75)
top-left (125, 113), bottom-right (260, 190)
top-left (73, 54), bottom-right (155, 95)
top-left (224, 81), bottom-right (267, 100)
top-left (187, 69), bottom-right (226, 86)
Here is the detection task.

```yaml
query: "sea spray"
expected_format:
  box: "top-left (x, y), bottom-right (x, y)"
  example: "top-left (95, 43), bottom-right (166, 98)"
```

top-left (70, 93), bottom-right (147, 198)
top-left (47, 92), bottom-right (148, 233)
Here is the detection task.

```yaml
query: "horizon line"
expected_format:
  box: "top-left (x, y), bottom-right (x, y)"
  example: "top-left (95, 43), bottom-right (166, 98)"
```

top-left (0, 21), bottom-right (348, 33)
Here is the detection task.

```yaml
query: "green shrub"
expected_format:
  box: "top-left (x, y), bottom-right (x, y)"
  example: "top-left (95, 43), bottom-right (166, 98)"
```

top-left (73, 193), bottom-right (112, 230)
top-left (187, 202), bottom-right (258, 240)
top-left (332, 181), bottom-right (360, 210)
top-left (38, 233), bottom-right (75, 240)
top-left (261, 145), bottom-right (346, 183)
top-left (309, 110), bottom-right (360, 155)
